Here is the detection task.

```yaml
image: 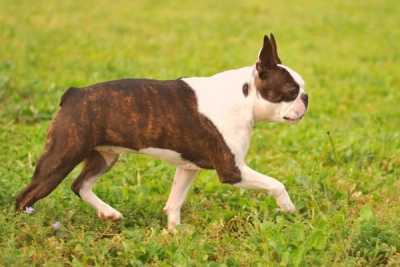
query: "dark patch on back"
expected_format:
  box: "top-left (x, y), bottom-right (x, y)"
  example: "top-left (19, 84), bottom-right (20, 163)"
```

top-left (242, 83), bottom-right (249, 97)
top-left (56, 78), bottom-right (242, 184)
top-left (60, 87), bottom-right (77, 107)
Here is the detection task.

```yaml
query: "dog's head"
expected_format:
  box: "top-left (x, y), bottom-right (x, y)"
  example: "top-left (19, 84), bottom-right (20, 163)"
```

top-left (252, 34), bottom-right (308, 124)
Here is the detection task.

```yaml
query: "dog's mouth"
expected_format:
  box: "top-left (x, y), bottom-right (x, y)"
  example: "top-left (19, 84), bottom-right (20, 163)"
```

top-left (284, 115), bottom-right (304, 123)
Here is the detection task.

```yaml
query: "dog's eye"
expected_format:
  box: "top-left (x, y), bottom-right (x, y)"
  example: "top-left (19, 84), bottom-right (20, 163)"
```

top-left (289, 88), bottom-right (298, 97)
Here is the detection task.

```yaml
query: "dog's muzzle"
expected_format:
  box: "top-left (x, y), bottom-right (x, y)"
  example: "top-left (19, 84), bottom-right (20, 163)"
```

top-left (300, 93), bottom-right (308, 109)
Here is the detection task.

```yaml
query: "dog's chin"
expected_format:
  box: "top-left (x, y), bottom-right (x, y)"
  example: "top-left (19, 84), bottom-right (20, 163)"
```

top-left (283, 115), bottom-right (304, 124)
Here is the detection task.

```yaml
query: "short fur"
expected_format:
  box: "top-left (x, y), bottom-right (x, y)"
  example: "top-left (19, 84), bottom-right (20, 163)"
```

top-left (16, 34), bottom-right (308, 229)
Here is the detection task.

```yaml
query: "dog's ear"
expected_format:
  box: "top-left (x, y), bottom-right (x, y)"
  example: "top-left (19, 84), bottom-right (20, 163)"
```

top-left (256, 35), bottom-right (277, 79)
top-left (270, 33), bottom-right (282, 64)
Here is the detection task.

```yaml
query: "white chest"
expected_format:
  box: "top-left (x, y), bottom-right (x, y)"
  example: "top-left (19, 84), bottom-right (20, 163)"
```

top-left (182, 67), bottom-right (255, 163)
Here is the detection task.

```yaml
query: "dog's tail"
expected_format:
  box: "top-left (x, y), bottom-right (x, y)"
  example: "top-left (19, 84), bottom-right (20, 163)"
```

top-left (59, 87), bottom-right (77, 107)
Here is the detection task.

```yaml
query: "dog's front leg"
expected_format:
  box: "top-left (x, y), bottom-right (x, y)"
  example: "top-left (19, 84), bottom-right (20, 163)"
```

top-left (163, 168), bottom-right (199, 230)
top-left (233, 165), bottom-right (296, 213)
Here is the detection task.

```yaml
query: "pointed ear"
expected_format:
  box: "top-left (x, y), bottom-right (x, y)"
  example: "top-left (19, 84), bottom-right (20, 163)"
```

top-left (270, 33), bottom-right (282, 64)
top-left (257, 35), bottom-right (275, 67)
top-left (256, 35), bottom-right (276, 78)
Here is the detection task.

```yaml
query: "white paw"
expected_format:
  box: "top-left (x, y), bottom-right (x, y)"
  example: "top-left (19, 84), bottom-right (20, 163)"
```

top-left (168, 221), bottom-right (178, 231)
top-left (98, 207), bottom-right (124, 222)
top-left (163, 207), bottom-right (180, 230)
top-left (276, 194), bottom-right (296, 213)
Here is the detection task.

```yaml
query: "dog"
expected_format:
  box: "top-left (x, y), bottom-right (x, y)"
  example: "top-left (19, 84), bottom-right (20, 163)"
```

top-left (16, 34), bottom-right (308, 230)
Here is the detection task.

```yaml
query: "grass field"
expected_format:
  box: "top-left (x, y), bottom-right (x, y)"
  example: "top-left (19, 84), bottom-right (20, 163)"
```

top-left (1, 0), bottom-right (400, 266)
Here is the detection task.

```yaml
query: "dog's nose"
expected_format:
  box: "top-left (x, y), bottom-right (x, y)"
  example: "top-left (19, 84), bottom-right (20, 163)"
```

top-left (300, 93), bottom-right (308, 107)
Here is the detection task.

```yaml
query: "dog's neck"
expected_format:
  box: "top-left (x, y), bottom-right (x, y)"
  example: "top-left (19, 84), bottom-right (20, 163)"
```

top-left (183, 65), bottom-right (287, 126)
top-left (201, 64), bottom-right (282, 125)
top-left (250, 65), bottom-right (280, 124)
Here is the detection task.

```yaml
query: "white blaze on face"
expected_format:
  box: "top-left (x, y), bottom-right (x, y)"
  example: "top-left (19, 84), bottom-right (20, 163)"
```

top-left (251, 63), bottom-right (308, 124)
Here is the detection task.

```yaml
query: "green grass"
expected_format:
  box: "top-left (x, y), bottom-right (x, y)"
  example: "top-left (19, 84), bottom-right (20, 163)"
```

top-left (1, 0), bottom-right (400, 266)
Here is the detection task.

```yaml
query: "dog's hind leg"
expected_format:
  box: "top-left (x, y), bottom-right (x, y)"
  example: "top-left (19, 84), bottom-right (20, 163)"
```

top-left (70, 150), bottom-right (122, 221)
top-left (15, 142), bottom-right (91, 211)
top-left (163, 168), bottom-right (199, 230)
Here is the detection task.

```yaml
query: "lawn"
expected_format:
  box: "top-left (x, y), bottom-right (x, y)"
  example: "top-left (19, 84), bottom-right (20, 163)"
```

top-left (1, 0), bottom-right (400, 266)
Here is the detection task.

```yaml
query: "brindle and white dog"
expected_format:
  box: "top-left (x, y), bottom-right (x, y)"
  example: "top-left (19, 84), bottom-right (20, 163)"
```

top-left (16, 34), bottom-right (308, 229)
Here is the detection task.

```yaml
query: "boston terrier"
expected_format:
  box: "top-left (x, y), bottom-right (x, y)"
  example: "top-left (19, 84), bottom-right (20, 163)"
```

top-left (16, 34), bottom-right (308, 230)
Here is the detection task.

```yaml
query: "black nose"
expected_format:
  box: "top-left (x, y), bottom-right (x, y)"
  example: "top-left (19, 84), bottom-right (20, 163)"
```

top-left (300, 93), bottom-right (308, 107)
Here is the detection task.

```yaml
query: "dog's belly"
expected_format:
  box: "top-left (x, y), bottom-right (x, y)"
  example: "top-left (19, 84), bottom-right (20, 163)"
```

top-left (95, 146), bottom-right (201, 170)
